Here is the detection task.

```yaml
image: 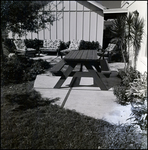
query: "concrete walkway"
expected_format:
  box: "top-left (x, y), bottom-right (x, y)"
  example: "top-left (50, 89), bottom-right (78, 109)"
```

top-left (33, 55), bottom-right (132, 125)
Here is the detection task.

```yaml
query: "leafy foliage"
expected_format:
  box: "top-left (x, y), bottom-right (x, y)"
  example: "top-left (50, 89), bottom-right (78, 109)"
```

top-left (113, 67), bottom-right (141, 105)
top-left (118, 66), bottom-right (141, 87)
top-left (3, 38), bottom-right (16, 53)
top-left (129, 101), bottom-right (147, 130)
top-left (79, 40), bottom-right (101, 50)
top-left (109, 11), bottom-right (144, 69)
top-left (131, 11), bottom-right (144, 69)
top-left (1, 1), bottom-right (64, 34)
top-left (100, 124), bottom-right (143, 149)
top-left (1, 55), bottom-right (51, 85)
top-left (113, 85), bottom-right (129, 105)
top-left (126, 72), bottom-right (147, 130)
top-left (109, 15), bottom-right (127, 66)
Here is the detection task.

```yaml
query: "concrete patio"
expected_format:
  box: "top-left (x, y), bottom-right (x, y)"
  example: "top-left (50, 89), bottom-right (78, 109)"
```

top-left (33, 55), bottom-right (133, 125)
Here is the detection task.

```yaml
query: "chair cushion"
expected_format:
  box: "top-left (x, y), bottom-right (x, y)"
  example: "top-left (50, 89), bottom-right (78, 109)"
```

top-left (52, 39), bottom-right (61, 49)
top-left (14, 39), bottom-right (26, 50)
top-left (43, 39), bottom-right (53, 48)
top-left (27, 48), bottom-right (36, 51)
top-left (42, 39), bottom-right (60, 50)
top-left (105, 43), bottom-right (116, 52)
top-left (69, 39), bottom-right (81, 50)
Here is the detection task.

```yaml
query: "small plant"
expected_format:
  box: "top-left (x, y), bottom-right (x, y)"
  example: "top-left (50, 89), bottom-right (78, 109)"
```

top-left (118, 66), bottom-right (140, 87)
top-left (113, 85), bottom-right (129, 105)
top-left (114, 66), bottom-right (141, 105)
top-left (126, 72), bottom-right (147, 130)
top-left (128, 101), bottom-right (147, 130)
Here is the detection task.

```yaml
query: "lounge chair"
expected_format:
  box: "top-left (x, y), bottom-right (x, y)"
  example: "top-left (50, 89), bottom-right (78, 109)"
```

top-left (59, 39), bottom-right (81, 58)
top-left (39, 39), bottom-right (61, 56)
top-left (13, 39), bottom-right (36, 57)
top-left (97, 43), bottom-right (116, 62)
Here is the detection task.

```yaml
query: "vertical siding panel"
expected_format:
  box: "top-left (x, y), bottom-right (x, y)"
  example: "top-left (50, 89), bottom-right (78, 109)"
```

top-left (76, 2), bottom-right (77, 40)
top-left (62, 1), bottom-right (64, 41)
top-left (43, 6), bottom-right (45, 40)
top-left (89, 10), bottom-right (91, 41)
top-left (82, 6), bottom-right (84, 40)
top-left (69, 1), bottom-right (70, 41)
top-left (50, 24), bottom-right (51, 39)
top-left (56, 0), bottom-right (58, 39)
top-left (96, 13), bottom-right (98, 41)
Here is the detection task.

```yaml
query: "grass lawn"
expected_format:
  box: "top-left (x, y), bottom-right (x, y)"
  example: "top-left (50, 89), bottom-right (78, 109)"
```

top-left (1, 80), bottom-right (146, 149)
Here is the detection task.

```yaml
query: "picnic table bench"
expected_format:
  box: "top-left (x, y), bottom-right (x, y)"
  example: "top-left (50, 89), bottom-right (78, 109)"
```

top-left (50, 50), bottom-right (111, 90)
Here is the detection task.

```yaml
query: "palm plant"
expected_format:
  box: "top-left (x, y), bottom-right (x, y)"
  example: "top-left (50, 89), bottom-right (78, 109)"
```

top-left (125, 12), bottom-right (135, 68)
top-left (109, 11), bottom-right (144, 71)
top-left (131, 11), bottom-right (144, 70)
top-left (109, 15), bottom-right (127, 70)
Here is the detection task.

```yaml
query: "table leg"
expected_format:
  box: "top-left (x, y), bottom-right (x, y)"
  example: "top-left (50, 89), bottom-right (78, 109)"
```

top-left (93, 63), bottom-right (101, 72)
top-left (54, 63), bottom-right (76, 88)
top-left (69, 77), bottom-right (81, 87)
top-left (69, 63), bottom-right (83, 87)
top-left (84, 64), bottom-right (108, 90)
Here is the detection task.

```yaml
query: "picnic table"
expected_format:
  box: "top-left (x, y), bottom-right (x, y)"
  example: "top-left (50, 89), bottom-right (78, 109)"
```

top-left (50, 50), bottom-right (109, 90)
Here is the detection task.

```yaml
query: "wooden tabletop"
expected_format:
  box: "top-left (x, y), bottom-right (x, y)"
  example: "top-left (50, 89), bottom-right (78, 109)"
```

top-left (64, 50), bottom-right (98, 62)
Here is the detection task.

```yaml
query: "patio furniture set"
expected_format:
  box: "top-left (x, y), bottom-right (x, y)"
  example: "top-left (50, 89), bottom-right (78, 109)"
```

top-left (13, 39), bottom-right (116, 90)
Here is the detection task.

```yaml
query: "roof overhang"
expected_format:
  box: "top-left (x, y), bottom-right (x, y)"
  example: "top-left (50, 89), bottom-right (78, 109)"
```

top-left (87, 1), bottom-right (105, 10)
top-left (77, 1), bottom-right (104, 16)
top-left (104, 8), bottom-right (128, 20)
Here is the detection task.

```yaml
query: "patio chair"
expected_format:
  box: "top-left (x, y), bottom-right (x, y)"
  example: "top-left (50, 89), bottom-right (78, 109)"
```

top-left (97, 43), bottom-right (116, 62)
top-left (39, 39), bottom-right (61, 56)
top-left (13, 39), bottom-right (36, 57)
top-left (59, 39), bottom-right (81, 58)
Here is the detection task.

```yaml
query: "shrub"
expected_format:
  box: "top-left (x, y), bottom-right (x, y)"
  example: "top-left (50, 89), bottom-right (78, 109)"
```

top-left (128, 101), bottom-right (147, 130)
top-left (126, 72), bottom-right (147, 130)
top-left (79, 40), bottom-right (101, 50)
top-left (1, 55), bottom-right (51, 85)
top-left (59, 41), bottom-right (67, 51)
top-left (118, 66), bottom-right (140, 87)
top-left (113, 66), bottom-right (141, 105)
top-left (65, 41), bottom-right (71, 48)
top-left (113, 85), bottom-right (129, 105)
top-left (25, 38), bottom-right (43, 53)
top-left (3, 38), bottom-right (16, 53)
top-left (1, 55), bottom-right (25, 84)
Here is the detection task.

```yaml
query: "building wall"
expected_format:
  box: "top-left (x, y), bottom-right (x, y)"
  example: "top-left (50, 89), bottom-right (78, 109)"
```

top-left (8, 1), bottom-right (104, 46)
top-left (122, 1), bottom-right (147, 74)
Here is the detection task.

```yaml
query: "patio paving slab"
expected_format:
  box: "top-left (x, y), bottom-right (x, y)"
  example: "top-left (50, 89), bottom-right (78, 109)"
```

top-left (34, 74), bottom-right (132, 125)
top-left (64, 89), bottom-right (132, 125)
